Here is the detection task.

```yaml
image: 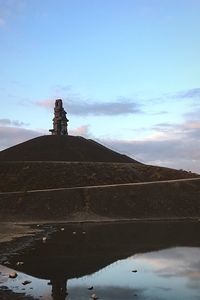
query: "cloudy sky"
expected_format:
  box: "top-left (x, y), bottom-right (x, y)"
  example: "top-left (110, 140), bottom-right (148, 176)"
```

top-left (0, 0), bottom-right (200, 172)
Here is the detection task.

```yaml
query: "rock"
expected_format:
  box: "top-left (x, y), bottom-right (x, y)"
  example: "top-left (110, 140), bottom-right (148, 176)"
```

top-left (9, 272), bottom-right (18, 279)
top-left (91, 293), bottom-right (99, 299)
top-left (42, 237), bottom-right (47, 242)
top-left (72, 231), bottom-right (76, 235)
top-left (88, 286), bottom-right (93, 290)
top-left (22, 280), bottom-right (32, 285)
top-left (132, 270), bottom-right (138, 273)
top-left (82, 231), bottom-right (86, 234)
top-left (61, 228), bottom-right (65, 231)
top-left (16, 261), bottom-right (24, 266)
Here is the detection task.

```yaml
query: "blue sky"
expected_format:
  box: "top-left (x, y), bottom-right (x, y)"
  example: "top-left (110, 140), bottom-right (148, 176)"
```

top-left (0, 0), bottom-right (200, 172)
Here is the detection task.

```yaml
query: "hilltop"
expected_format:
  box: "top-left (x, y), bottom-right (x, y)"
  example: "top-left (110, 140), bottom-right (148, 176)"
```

top-left (0, 135), bottom-right (135, 163)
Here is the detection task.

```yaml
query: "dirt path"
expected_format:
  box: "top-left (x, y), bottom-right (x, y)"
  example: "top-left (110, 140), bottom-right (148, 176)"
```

top-left (1, 177), bottom-right (200, 195)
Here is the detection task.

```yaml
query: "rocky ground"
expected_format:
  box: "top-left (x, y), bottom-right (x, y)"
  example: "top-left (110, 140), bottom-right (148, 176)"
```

top-left (0, 223), bottom-right (45, 300)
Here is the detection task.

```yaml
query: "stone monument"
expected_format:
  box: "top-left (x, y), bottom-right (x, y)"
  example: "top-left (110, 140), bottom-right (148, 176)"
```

top-left (49, 99), bottom-right (69, 135)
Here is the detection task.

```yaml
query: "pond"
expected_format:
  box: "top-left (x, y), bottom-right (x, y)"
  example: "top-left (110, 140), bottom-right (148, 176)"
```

top-left (0, 221), bottom-right (200, 300)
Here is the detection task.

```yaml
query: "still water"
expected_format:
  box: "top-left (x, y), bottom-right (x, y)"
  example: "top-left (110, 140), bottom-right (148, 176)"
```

top-left (0, 221), bottom-right (200, 300)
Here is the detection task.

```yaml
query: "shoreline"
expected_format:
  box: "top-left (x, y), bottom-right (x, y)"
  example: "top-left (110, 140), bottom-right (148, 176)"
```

top-left (0, 216), bottom-right (199, 245)
top-left (1, 215), bottom-right (200, 226)
top-left (1, 217), bottom-right (200, 269)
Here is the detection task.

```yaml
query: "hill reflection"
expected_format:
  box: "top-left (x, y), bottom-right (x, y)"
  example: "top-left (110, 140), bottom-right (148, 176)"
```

top-left (6, 220), bottom-right (200, 300)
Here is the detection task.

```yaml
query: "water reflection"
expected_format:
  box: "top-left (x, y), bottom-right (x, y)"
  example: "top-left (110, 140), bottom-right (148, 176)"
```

top-left (0, 221), bottom-right (200, 300)
top-left (50, 278), bottom-right (67, 300)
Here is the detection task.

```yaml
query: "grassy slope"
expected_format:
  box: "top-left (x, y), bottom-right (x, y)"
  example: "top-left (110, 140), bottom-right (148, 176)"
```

top-left (0, 161), bottom-right (198, 192)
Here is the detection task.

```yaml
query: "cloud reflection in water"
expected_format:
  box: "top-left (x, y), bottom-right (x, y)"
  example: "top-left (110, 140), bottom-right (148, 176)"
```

top-left (68, 247), bottom-right (200, 300)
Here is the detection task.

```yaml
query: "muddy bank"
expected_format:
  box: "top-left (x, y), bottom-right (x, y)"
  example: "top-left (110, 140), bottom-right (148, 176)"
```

top-left (0, 288), bottom-right (35, 300)
top-left (0, 179), bottom-right (200, 221)
top-left (0, 223), bottom-right (40, 243)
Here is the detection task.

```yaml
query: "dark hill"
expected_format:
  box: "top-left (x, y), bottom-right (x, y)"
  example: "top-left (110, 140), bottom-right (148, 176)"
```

top-left (0, 135), bottom-right (137, 163)
top-left (0, 135), bottom-right (198, 194)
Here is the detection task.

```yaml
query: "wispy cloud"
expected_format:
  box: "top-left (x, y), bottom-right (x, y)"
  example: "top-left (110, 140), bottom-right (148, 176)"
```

top-left (106, 139), bottom-right (200, 173)
top-left (148, 88), bottom-right (200, 106)
top-left (67, 98), bottom-right (142, 116)
top-left (0, 118), bottom-right (28, 127)
top-left (137, 247), bottom-right (200, 285)
top-left (101, 120), bottom-right (200, 173)
top-left (36, 97), bottom-right (143, 116)
top-left (69, 125), bottom-right (90, 137)
top-left (0, 126), bottom-right (41, 150)
top-left (184, 108), bottom-right (200, 121)
top-left (177, 88), bottom-right (200, 99)
top-left (36, 86), bottom-right (200, 119)
top-left (150, 110), bottom-right (169, 115)
top-left (35, 99), bottom-right (54, 109)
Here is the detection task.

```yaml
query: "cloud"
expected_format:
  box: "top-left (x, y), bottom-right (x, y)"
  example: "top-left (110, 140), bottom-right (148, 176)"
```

top-left (148, 88), bottom-right (200, 107)
top-left (35, 99), bottom-right (54, 109)
top-left (36, 98), bottom-right (142, 116)
top-left (69, 125), bottom-right (90, 137)
top-left (0, 118), bottom-right (28, 127)
top-left (37, 86), bottom-right (200, 119)
top-left (151, 110), bottom-right (169, 115)
top-left (184, 108), bottom-right (200, 121)
top-left (0, 126), bottom-right (41, 150)
top-left (136, 247), bottom-right (200, 288)
top-left (67, 99), bottom-right (142, 116)
top-left (153, 121), bottom-right (200, 134)
top-left (101, 120), bottom-right (200, 173)
top-left (177, 88), bottom-right (200, 99)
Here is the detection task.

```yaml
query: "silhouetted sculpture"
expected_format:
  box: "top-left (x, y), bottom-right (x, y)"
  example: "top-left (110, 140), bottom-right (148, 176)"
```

top-left (49, 99), bottom-right (68, 135)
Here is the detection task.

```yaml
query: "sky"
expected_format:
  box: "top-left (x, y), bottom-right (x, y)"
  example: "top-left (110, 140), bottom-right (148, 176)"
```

top-left (0, 0), bottom-right (200, 172)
